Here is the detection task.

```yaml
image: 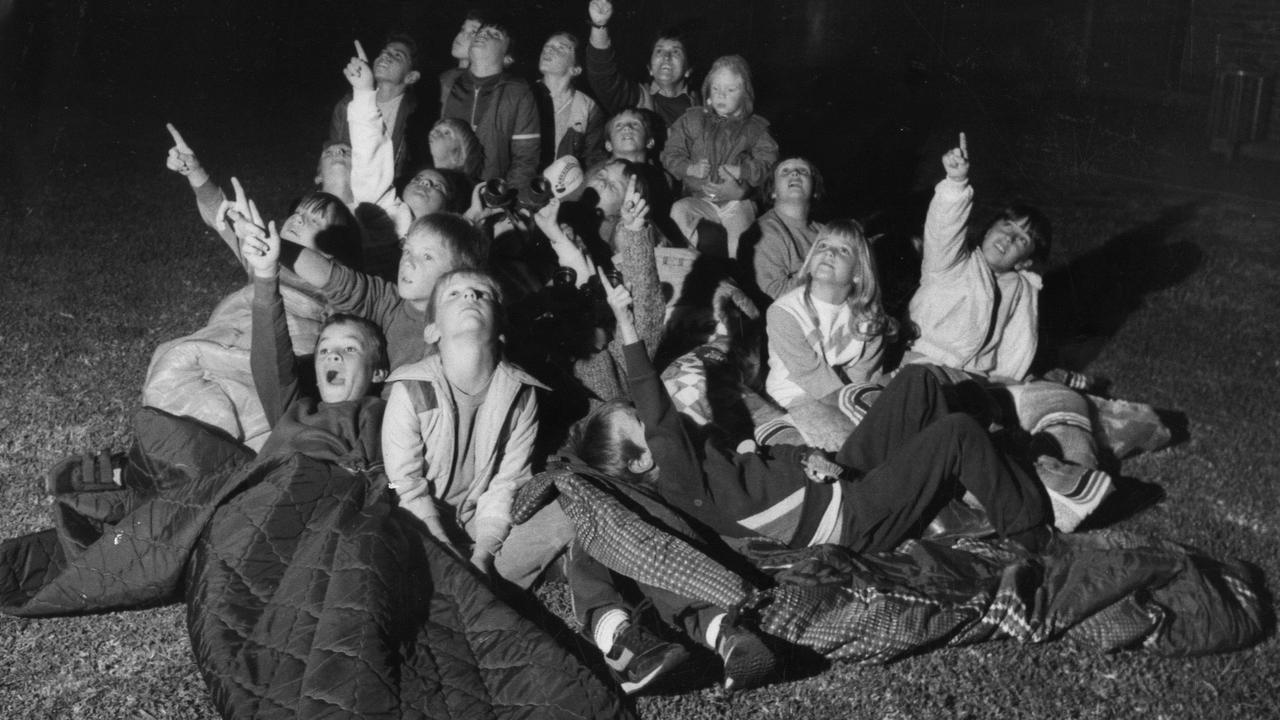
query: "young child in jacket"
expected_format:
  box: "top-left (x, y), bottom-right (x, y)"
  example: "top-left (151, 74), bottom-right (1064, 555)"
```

top-left (661, 55), bottom-right (779, 258)
top-left (327, 33), bottom-right (425, 183)
top-left (343, 40), bottom-right (474, 243)
top-left (905, 134), bottom-right (1110, 531)
top-left (535, 31), bottom-right (606, 170)
top-left (240, 217), bottom-right (389, 467)
top-left (381, 269), bottom-right (572, 587)
top-left (438, 14), bottom-right (541, 191)
top-left (765, 220), bottom-right (892, 451)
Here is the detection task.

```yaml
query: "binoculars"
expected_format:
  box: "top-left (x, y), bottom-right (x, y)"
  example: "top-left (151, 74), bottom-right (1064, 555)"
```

top-left (479, 178), bottom-right (555, 212)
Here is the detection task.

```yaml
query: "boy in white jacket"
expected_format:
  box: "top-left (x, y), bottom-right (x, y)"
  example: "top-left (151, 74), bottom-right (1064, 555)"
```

top-left (381, 269), bottom-right (572, 588)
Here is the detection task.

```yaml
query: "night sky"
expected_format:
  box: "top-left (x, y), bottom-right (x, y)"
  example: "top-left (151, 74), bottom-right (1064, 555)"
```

top-left (2, 0), bottom-right (1068, 228)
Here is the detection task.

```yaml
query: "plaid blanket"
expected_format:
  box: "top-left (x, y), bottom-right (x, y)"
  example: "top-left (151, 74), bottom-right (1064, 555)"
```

top-left (517, 466), bottom-right (1265, 663)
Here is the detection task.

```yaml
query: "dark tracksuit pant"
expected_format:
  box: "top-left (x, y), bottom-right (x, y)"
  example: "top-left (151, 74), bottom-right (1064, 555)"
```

top-left (833, 364), bottom-right (1050, 553)
top-left (571, 363), bottom-right (1050, 643)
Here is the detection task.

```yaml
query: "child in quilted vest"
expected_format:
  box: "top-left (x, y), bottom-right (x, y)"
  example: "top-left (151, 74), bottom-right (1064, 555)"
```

top-left (661, 55), bottom-right (778, 257)
top-left (381, 269), bottom-right (572, 588)
top-left (765, 220), bottom-right (892, 450)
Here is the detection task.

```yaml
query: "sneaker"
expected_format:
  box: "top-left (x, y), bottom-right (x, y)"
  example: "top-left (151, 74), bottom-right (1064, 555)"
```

top-left (45, 451), bottom-right (123, 495)
top-left (604, 623), bottom-right (689, 695)
top-left (716, 622), bottom-right (777, 693)
top-left (923, 500), bottom-right (996, 542)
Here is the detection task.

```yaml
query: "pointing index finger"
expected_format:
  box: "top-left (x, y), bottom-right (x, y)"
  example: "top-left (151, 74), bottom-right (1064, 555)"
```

top-left (230, 176), bottom-right (249, 214)
top-left (958, 131), bottom-right (968, 157)
top-left (354, 40), bottom-right (368, 62)
top-left (166, 123), bottom-right (192, 153)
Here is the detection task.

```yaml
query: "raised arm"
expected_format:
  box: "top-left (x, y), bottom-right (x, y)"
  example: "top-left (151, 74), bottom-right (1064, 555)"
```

top-left (244, 221), bottom-right (301, 425)
top-left (585, 0), bottom-right (643, 115)
top-left (608, 175), bottom-right (664, 351)
top-left (345, 41), bottom-right (396, 207)
top-left (533, 199), bottom-right (595, 285)
top-left (922, 132), bottom-right (974, 274)
top-left (165, 123), bottom-right (247, 260)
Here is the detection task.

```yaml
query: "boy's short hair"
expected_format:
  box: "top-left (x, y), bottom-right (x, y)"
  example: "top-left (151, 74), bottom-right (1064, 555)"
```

top-left (653, 28), bottom-right (689, 57)
top-left (605, 108), bottom-right (654, 142)
top-left (294, 191), bottom-right (364, 271)
top-left (474, 12), bottom-right (516, 57)
top-left (549, 30), bottom-right (583, 69)
top-left (762, 156), bottom-right (825, 204)
top-left (986, 203), bottom-right (1052, 264)
top-left (424, 269), bottom-right (507, 339)
top-left (405, 212), bottom-right (485, 270)
top-left (319, 313), bottom-right (390, 376)
top-left (573, 400), bottom-right (648, 482)
top-left (384, 31), bottom-right (420, 71)
top-left (701, 55), bottom-right (755, 117)
top-left (430, 117), bottom-right (486, 182)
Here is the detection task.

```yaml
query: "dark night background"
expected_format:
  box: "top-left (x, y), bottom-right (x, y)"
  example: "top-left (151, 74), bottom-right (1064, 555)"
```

top-left (2, 3), bottom-right (1280, 718)
top-left (5, 0), bottom-right (1278, 245)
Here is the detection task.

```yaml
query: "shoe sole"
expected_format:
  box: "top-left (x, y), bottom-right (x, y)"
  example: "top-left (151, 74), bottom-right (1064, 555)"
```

top-left (619, 646), bottom-right (689, 695)
top-left (721, 634), bottom-right (777, 693)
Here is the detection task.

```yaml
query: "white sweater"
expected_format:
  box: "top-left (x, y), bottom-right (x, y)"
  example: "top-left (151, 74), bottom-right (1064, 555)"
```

top-left (907, 177), bottom-right (1040, 383)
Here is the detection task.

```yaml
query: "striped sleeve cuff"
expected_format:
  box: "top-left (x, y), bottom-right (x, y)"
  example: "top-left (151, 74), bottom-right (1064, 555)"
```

top-left (836, 382), bottom-right (883, 427)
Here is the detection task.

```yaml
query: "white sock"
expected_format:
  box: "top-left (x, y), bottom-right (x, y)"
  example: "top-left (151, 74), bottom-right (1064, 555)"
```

top-left (593, 609), bottom-right (631, 654)
top-left (704, 612), bottom-right (727, 649)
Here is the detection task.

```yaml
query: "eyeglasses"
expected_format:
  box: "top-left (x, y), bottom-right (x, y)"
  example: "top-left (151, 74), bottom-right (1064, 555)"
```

top-left (778, 165), bottom-right (812, 178)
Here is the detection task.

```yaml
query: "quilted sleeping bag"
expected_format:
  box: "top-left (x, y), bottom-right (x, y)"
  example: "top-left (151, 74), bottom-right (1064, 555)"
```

top-left (1, 408), bottom-right (631, 719)
top-left (143, 280), bottom-right (328, 451)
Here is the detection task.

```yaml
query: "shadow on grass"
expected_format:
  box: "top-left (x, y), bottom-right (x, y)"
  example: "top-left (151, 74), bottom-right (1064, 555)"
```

top-left (1038, 201), bottom-right (1205, 371)
top-left (1076, 475), bottom-right (1168, 532)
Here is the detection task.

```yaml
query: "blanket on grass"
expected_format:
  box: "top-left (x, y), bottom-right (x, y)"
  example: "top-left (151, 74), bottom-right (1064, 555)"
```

top-left (143, 283), bottom-right (327, 451)
top-left (519, 465), bottom-right (1266, 663)
top-left (1, 409), bottom-right (629, 720)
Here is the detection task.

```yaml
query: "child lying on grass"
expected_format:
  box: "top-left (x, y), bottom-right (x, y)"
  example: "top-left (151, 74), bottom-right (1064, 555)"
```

top-left (587, 265), bottom-right (1054, 565)
top-left (904, 133), bottom-right (1117, 531)
top-left (240, 215), bottom-right (389, 466)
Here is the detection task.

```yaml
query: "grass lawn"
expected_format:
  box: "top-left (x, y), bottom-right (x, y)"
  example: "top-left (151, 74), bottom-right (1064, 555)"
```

top-left (2, 18), bottom-right (1278, 720)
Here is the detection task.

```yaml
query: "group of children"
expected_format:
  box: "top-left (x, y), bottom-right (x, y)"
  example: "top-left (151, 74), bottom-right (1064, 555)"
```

top-left (99, 0), bottom-right (1173, 698)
